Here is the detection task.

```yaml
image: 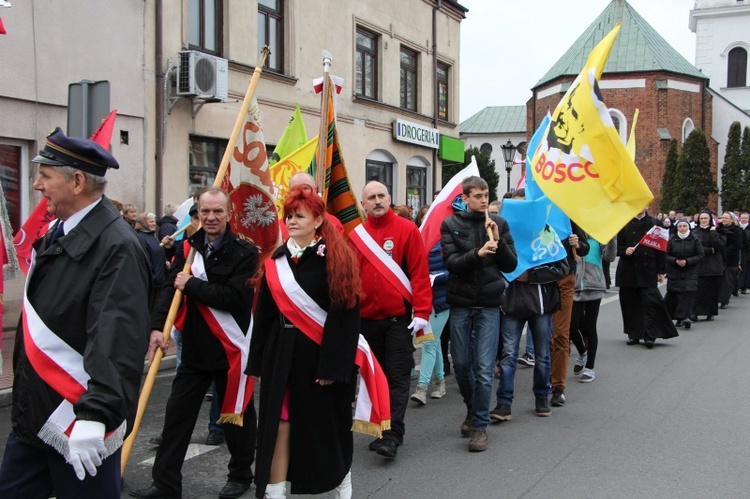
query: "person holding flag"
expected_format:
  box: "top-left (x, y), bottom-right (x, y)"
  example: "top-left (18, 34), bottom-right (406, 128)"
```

top-left (0, 127), bottom-right (151, 497)
top-left (616, 210), bottom-right (678, 348)
top-left (248, 185), bottom-right (361, 499)
top-left (132, 188), bottom-right (258, 499)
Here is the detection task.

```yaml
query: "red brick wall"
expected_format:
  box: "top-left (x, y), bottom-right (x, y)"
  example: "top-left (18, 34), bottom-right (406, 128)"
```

top-left (526, 72), bottom-right (718, 213)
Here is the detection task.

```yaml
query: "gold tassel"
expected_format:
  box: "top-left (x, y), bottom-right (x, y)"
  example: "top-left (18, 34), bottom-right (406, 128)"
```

top-left (217, 413), bottom-right (244, 426)
top-left (415, 333), bottom-right (435, 344)
top-left (351, 419), bottom-right (383, 438)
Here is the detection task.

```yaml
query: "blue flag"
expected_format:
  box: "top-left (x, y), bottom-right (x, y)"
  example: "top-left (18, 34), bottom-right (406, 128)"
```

top-left (524, 114), bottom-right (551, 201)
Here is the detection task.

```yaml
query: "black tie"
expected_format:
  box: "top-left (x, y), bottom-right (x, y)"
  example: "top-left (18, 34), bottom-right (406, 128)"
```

top-left (205, 241), bottom-right (215, 258)
top-left (49, 221), bottom-right (65, 245)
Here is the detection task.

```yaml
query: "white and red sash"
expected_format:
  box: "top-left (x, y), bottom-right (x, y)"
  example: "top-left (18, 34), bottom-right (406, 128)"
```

top-left (349, 224), bottom-right (434, 342)
top-left (264, 256), bottom-right (391, 437)
top-left (21, 250), bottom-right (126, 460)
top-left (189, 251), bottom-right (254, 425)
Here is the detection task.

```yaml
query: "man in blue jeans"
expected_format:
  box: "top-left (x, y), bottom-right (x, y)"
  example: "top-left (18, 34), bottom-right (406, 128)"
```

top-left (441, 176), bottom-right (517, 452)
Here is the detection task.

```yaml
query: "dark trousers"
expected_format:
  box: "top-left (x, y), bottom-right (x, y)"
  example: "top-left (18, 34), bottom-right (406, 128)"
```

top-left (152, 364), bottom-right (256, 495)
top-left (619, 286), bottom-right (678, 340)
top-left (441, 317), bottom-right (451, 374)
top-left (0, 432), bottom-right (121, 499)
top-left (361, 314), bottom-right (414, 441)
top-left (570, 299), bottom-right (601, 369)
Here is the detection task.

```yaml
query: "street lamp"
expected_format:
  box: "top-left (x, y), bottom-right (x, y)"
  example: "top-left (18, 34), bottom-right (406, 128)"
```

top-left (501, 139), bottom-right (517, 193)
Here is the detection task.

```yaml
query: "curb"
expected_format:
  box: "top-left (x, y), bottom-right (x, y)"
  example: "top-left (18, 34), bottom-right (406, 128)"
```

top-left (0, 355), bottom-right (178, 409)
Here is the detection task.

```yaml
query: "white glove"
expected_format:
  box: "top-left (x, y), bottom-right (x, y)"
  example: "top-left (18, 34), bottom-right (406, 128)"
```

top-left (67, 420), bottom-right (106, 480)
top-left (407, 317), bottom-right (430, 336)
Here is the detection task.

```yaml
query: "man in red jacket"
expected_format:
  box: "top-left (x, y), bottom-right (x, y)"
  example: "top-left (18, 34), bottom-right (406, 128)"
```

top-left (351, 181), bottom-right (432, 459)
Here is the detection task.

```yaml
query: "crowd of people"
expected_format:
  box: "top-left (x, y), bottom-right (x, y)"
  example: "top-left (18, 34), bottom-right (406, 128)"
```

top-left (3, 128), bottom-right (749, 498)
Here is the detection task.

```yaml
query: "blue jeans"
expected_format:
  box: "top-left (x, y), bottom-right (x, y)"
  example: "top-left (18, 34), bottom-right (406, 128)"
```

top-left (497, 313), bottom-right (552, 405)
top-left (525, 327), bottom-right (535, 358)
top-left (418, 309), bottom-right (448, 385)
top-left (450, 307), bottom-right (500, 431)
top-left (208, 382), bottom-right (223, 433)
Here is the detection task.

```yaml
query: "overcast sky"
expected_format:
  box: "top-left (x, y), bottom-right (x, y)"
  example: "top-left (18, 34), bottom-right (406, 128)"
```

top-left (459, 0), bottom-right (698, 122)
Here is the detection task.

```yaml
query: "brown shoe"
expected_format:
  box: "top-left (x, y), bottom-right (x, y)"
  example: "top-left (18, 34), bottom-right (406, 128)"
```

top-left (460, 412), bottom-right (472, 437)
top-left (468, 428), bottom-right (488, 452)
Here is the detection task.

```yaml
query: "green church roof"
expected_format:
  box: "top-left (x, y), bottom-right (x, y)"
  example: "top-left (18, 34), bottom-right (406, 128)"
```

top-left (535, 0), bottom-right (706, 88)
top-left (460, 105), bottom-right (526, 134)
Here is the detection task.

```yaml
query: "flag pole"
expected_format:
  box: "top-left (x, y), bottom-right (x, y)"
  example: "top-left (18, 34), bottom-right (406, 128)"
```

top-left (315, 50), bottom-right (332, 195)
top-left (121, 47), bottom-right (270, 474)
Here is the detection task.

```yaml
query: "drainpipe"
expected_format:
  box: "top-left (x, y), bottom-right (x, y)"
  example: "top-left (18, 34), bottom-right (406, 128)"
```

top-left (155, 0), bottom-right (164, 215)
top-left (432, 0), bottom-right (441, 190)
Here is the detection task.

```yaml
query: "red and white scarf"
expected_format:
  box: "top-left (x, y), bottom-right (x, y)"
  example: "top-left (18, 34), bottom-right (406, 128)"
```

top-left (188, 251), bottom-right (254, 425)
top-left (264, 256), bottom-right (391, 437)
top-left (349, 224), bottom-right (433, 342)
top-left (21, 250), bottom-right (126, 460)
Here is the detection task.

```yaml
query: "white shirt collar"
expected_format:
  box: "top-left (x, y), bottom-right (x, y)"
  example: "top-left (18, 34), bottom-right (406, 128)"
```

top-left (61, 197), bottom-right (103, 234)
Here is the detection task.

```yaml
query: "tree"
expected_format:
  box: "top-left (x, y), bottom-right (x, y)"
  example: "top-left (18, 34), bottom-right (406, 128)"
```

top-left (443, 146), bottom-right (500, 201)
top-left (720, 121), bottom-right (743, 212)
top-left (673, 128), bottom-right (717, 215)
top-left (741, 126), bottom-right (750, 210)
top-left (660, 139), bottom-right (679, 211)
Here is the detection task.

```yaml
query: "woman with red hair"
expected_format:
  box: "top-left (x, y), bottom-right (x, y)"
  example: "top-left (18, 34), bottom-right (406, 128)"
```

top-left (248, 185), bottom-right (360, 499)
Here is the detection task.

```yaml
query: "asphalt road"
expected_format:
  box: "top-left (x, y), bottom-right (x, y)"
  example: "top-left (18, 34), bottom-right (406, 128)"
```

top-left (1, 287), bottom-right (749, 498)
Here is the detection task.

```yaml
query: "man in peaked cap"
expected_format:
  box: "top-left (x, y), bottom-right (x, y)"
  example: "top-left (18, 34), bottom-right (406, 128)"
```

top-left (0, 127), bottom-right (152, 498)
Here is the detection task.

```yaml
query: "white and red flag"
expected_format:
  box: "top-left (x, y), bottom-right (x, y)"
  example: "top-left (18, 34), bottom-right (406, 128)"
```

top-left (637, 225), bottom-right (670, 252)
top-left (418, 157), bottom-right (479, 255)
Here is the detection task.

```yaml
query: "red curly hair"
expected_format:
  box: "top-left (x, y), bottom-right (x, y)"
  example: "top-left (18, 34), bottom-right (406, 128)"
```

top-left (283, 185), bottom-right (360, 309)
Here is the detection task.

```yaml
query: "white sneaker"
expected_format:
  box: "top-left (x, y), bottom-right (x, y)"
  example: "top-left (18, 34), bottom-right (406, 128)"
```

top-left (573, 352), bottom-right (588, 376)
top-left (410, 384), bottom-right (427, 405)
top-left (579, 368), bottom-right (596, 383)
top-left (430, 379), bottom-right (446, 399)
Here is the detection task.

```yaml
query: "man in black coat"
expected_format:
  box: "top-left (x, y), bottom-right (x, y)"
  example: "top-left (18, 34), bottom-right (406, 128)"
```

top-left (616, 211), bottom-right (678, 348)
top-left (132, 188), bottom-right (258, 499)
top-left (0, 128), bottom-right (152, 498)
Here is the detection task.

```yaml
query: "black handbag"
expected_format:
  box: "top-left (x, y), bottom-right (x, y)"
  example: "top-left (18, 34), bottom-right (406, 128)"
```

top-left (527, 258), bottom-right (570, 284)
top-left (501, 280), bottom-right (561, 318)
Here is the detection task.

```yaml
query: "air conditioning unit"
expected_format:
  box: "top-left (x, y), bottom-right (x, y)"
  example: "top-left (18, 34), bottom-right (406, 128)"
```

top-left (177, 50), bottom-right (228, 101)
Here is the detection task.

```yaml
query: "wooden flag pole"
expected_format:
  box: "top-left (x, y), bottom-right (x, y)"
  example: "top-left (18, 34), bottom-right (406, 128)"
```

top-left (485, 210), bottom-right (496, 241)
top-left (315, 50), bottom-right (333, 196)
top-left (121, 47), bottom-right (270, 474)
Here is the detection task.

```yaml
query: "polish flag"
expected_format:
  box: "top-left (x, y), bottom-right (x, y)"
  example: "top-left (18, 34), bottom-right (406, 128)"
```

top-left (418, 157), bottom-right (480, 255)
top-left (637, 225), bottom-right (670, 252)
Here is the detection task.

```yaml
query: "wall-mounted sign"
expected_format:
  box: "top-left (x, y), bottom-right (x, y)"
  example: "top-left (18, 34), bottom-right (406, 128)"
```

top-left (393, 119), bottom-right (440, 149)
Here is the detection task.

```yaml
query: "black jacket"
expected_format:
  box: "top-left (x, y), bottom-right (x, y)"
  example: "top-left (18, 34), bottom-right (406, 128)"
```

top-left (666, 234), bottom-right (704, 293)
top-left (717, 223), bottom-right (743, 268)
top-left (137, 229), bottom-right (169, 287)
top-left (693, 226), bottom-right (725, 277)
top-left (615, 214), bottom-right (665, 288)
top-left (152, 226), bottom-right (258, 370)
top-left (441, 210), bottom-right (517, 307)
top-left (12, 197), bottom-right (152, 446)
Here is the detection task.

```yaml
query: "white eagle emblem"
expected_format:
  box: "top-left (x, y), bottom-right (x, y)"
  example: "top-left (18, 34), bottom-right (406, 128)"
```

top-left (240, 194), bottom-right (276, 229)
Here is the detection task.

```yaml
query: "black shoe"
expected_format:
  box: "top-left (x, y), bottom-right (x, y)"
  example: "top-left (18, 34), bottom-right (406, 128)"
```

top-left (741, 289), bottom-right (747, 295)
top-left (675, 320), bottom-right (683, 327)
top-left (129, 485), bottom-right (178, 499)
top-left (719, 303), bottom-right (728, 310)
top-left (683, 318), bottom-right (692, 329)
top-left (550, 387), bottom-right (566, 407)
top-left (690, 315), bottom-right (698, 322)
top-left (706, 315), bottom-right (714, 321)
top-left (368, 437), bottom-right (384, 451)
top-left (376, 438), bottom-right (398, 459)
top-left (489, 403), bottom-right (512, 422)
top-left (205, 430), bottom-right (225, 446)
top-left (218, 480), bottom-right (251, 499)
top-left (149, 435), bottom-right (163, 446)
top-left (626, 338), bottom-right (639, 346)
top-left (644, 337), bottom-right (655, 349)
top-left (535, 397), bottom-right (551, 417)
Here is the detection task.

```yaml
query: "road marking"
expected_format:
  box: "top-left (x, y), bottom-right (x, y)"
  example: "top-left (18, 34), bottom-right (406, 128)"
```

top-left (140, 443), bottom-right (220, 465)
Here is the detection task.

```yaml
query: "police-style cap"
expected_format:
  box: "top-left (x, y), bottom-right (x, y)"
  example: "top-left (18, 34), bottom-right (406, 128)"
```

top-left (33, 127), bottom-right (119, 176)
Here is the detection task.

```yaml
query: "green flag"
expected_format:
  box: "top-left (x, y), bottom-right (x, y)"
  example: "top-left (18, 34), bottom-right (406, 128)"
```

top-left (269, 104), bottom-right (308, 166)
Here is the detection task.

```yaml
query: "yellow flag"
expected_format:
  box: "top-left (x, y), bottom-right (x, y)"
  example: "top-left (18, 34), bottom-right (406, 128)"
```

top-left (626, 109), bottom-right (639, 160)
top-left (529, 23), bottom-right (653, 244)
top-left (269, 136), bottom-right (318, 213)
top-left (269, 104), bottom-right (308, 166)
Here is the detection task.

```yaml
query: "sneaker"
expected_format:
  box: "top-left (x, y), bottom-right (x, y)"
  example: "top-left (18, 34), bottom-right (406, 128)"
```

top-left (467, 428), bottom-right (488, 452)
top-left (535, 397), bottom-right (551, 417)
top-left (517, 353), bottom-right (535, 367)
top-left (550, 386), bottom-right (566, 407)
top-left (573, 352), bottom-right (587, 376)
top-left (430, 379), bottom-right (446, 399)
top-left (410, 384), bottom-right (427, 405)
top-left (489, 403), bottom-right (512, 422)
top-left (460, 411), bottom-right (472, 437)
top-left (579, 368), bottom-right (596, 383)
